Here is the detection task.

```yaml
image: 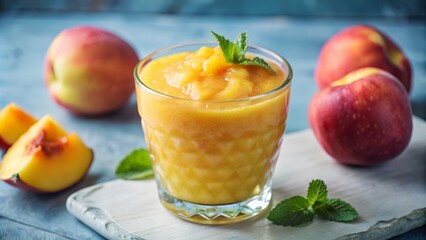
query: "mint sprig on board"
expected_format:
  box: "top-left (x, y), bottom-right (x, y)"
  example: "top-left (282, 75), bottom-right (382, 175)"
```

top-left (115, 148), bottom-right (154, 180)
top-left (211, 31), bottom-right (277, 75)
top-left (267, 179), bottom-right (358, 227)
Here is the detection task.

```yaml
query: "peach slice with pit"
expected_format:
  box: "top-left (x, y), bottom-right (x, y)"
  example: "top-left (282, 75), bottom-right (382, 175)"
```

top-left (0, 103), bottom-right (37, 150)
top-left (0, 115), bottom-right (93, 192)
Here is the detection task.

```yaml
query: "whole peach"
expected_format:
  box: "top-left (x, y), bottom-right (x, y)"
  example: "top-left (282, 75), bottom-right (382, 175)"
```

top-left (315, 25), bottom-right (412, 93)
top-left (44, 26), bottom-right (139, 116)
top-left (309, 67), bottom-right (412, 166)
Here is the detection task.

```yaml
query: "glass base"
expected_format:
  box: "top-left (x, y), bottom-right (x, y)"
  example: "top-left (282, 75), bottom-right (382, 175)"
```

top-left (157, 184), bottom-right (272, 225)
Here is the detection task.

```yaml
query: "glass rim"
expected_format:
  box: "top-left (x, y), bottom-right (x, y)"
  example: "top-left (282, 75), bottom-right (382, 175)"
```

top-left (134, 42), bottom-right (293, 103)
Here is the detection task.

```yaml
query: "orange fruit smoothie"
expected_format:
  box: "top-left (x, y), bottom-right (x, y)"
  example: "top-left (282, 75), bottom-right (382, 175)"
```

top-left (135, 45), bottom-right (291, 205)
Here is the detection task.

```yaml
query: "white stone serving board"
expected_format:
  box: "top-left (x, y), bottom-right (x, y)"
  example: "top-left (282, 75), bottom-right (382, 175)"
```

top-left (67, 117), bottom-right (426, 240)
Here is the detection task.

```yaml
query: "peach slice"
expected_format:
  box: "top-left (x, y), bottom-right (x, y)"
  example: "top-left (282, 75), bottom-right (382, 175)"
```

top-left (0, 103), bottom-right (37, 150)
top-left (0, 115), bottom-right (93, 192)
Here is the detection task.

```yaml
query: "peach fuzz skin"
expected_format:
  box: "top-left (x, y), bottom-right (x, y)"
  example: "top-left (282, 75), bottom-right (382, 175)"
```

top-left (315, 24), bottom-right (412, 93)
top-left (309, 68), bottom-right (412, 166)
top-left (0, 138), bottom-right (10, 151)
top-left (44, 26), bottom-right (139, 116)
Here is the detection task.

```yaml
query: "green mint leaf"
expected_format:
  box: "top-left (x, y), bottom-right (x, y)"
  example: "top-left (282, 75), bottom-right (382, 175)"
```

top-left (267, 196), bottom-right (315, 227)
top-left (314, 199), bottom-right (358, 222)
top-left (211, 31), bottom-right (239, 63)
top-left (235, 32), bottom-right (247, 59)
top-left (239, 57), bottom-right (276, 74)
top-left (307, 179), bottom-right (328, 205)
top-left (211, 31), bottom-right (277, 75)
top-left (115, 148), bottom-right (154, 180)
top-left (267, 179), bottom-right (359, 227)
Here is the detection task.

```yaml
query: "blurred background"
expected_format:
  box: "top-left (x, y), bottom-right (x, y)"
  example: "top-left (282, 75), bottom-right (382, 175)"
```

top-left (1, 0), bottom-right (425, 17)
top-left (0, 1), bottom-right (425, 239)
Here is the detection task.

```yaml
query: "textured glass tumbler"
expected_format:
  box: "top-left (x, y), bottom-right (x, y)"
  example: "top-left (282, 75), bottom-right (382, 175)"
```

top-left (134, 43), bottom-right (292, 224)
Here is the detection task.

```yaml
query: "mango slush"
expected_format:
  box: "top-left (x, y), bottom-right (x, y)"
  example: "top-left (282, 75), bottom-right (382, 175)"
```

top-left (136, 46), bottom-right (290, 205)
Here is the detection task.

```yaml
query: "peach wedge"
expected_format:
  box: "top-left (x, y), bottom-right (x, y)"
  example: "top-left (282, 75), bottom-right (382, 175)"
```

top-left (0, 115), bottom-right (93, 192)
top-left (0, 103), bottom-right (37, 150)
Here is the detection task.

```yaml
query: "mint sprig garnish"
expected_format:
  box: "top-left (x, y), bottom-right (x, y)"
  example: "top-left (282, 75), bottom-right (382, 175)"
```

top-left (115, 148), bottom-right (154, 180)
top-left (267, 179), bottom-right (358, 227)
top-left (266, 196), bottom-right (315, 226)
top-left (211, 31), bottom-right (277, 75)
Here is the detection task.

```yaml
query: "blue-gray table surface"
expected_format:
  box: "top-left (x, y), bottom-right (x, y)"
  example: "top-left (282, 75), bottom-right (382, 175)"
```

top-left (0, 12), bottom-right (425, 239)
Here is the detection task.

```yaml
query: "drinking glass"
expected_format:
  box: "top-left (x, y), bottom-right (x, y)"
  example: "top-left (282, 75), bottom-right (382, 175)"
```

top-left (134, 43), bottom-right (292, 224)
